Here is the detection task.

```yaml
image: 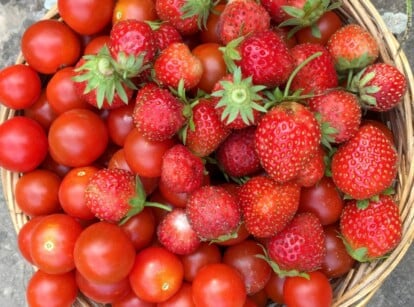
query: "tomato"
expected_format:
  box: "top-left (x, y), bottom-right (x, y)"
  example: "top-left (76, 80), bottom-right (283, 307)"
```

top-left (30, 213), bottom-right (83, 274)
top-left (192, 263), bottom-right (247, 307)
top-left (321, 225), bottom-right (355, 278)
top-left (58, 0), bottom-right (114, 35)
top-left (264, 272), bottom-right (285, 304)
top-left (222, 240), bottom-right (272, 295)
top-left (46, 66), bottom-right (92, 114)
top-left (58, 166), bottom-right (99, 220)
top-left (129, 246), bottom-right (184, 303)
top-left (15, 169), bottom-right (62, 216)
top-left (112, 290), bottom-right (156, 307)
top-left (48, 108), bottom-right (109, 167)
top-left (17, 216), bottom-right (44, 264)
top-left (0, 64), bottom-right (41, 109)
top-left (157, 179), bottom-right (189, 208)
top-left (75, 270), bottom-right (131, 304)
top-left (40, 153), bottom-right (72, 178)
top-left (74, 221), bottom-right (136, 283)
top-left (113, 0), bottom-right (158, 24)
top-left (200, 4), bottom-right (225, 44)
top-left (283, 271), bottom-right (333, 307)
top-left (298, 176), bottom-right (344, 225)
top-left (295, 11), bottom-right (343, 45)
top-left (0, 116), bottom-right (48, 172)
top-left (124, 128), bottom-right (176, 177)
top-left (24, 90), bottom-right (57, 131)
top-left (181, 242), bottom-right (222, 282)
top-left (192, 43), bottom-right (227, 93)
top-left (107, 102), bottom-right (136, 146)
top-left (158, 282), bottom-right (195, 307)
top-left (26, 270), bottom-right (78, 307)
top-left (249, 289), bottom-right (269, 307)
top-left (84, 35), bottom-right (111, 55)
top-left (21, 19), bottom-right (81, 74)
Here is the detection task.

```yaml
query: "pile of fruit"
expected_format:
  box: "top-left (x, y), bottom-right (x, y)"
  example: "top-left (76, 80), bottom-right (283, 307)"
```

top-left (0, 0), bottom-right (408, 306)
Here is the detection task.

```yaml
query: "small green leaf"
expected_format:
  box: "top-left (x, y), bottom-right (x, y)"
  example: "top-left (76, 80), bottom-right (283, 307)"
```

top-left (282, 6), bottom-right (306, 18)
top-left (356, 199), bottom-right (370, 209)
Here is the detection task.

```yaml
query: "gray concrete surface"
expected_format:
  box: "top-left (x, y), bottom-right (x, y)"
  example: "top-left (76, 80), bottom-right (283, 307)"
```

top-left (0, 0), bottom-right (412, 306)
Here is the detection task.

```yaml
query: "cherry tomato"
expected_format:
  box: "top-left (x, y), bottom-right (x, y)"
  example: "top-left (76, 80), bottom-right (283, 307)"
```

top-left (249, 289), bottom-right (269, 307)
top-left (200, 4), bottom-right (225, 44)
top-left (0, 64), bottom-right (41, 109)
top-left (40, 153), bottom-right (72, 178)
top-left (108, 148), bottom-right (133, 171)
top-left (15, 169), bottom-right (62, 217)
top-left (84, 35), bottom-right (111, 55)
top-left (74, 221), bottom-right (136, 283)
top-left (106, 102), bottom-right (135, 146)
top-left (157, 179), bottom-right (189, 208)
top-left (113, 0), bottom-right (158, 24)
top-left (223, 240), bottom-right (272, 295)
top-left (192, 263), bottom-right (247, 307)
top-left (48, 108), bottom-right (109, 167)
top-left (283, 271), bottom-right (333, 307)
top-left (26, 270), bottom-right (78, 307)
top-left (21, 19), bottom-right (81, 74)
top-left (24, 90), bottom-right (57, 131)
top-left (129, 246), bottom-right (184, 303)
top-left (0, 116), bottom-right (48, 172)
top-left (157, 282), bottom-right (195, 307)
top-left (30, 213), bottom-right (83, 274)
top-left (264, 272), bottom-right (285, 304)
top-left (58, 0), bottom-right (115, 35)
top-left (112, 290), bottom-right (156, 307)
top-left (17, 216), bottom-right (44, 264)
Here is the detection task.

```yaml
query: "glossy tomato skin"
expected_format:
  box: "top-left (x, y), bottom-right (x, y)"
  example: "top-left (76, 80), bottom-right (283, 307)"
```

top-left (84, 35), bottom-right (111, 55)
top-left (129, 246), bottom-right (184, 303)
top-left (157, 282), bottom-right (195, 307)
top-left (113, 0), bottom-right (158, 24)
top-left (58, 0), bottom-right (115, 35)
top-left (26, 270), bottom-right (78, 307)
top-left (48, 108), bottom-right (109, 167)
top-left (21, 19), bottom-right (81, 74)
top-left (74, 221), bottom-right (136, 284)
top-left (17, 216), bottom-right (44, 264)
top-left (15, 169), bottom-right (62, 217)
top-left (24, 90), bottom-right (57, 131)
top-left (112, 290), bottom-right (156, 307)
top-left (283, 271), bottom-right (333, 307)
top-left (0, 64), bottom-right (41, 109)
top-left (0, 116), bottom-right (48, 172)
top-left (296, 11), bottom-right (342, 45)
top-left (200, 4), bottom-right (225, 44)
top-left (264, 272), bottom-right (285, 304)
top-left (192, 263), bottom-right (247, 307)
top-left (106, 103), bottom-right (136, 146)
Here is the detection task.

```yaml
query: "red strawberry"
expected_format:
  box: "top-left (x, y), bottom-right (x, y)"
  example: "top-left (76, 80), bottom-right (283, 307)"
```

top-left (290, 43), bottom-right (338, 95)
top-left (154, 42), bottom-right (203, 90)
top-left (309, 89), bottom-right (362, 144)
top-left (160, 144), bottom-right (205, 194)
top-left (148, 21), bottom-right (183, 52)
top-left (340, 195), bottom-right (402, 261)
top-left (327, 24), bottom-right (379, 71)
top-left (217, 0), bottom-right (271, 45)
top-left (184, 98), bottom-right (231, 157)
top-left (255, 101), bottom-right (321, 183)
top-left (295, 146), bottom-right (326, 187)
top-left (157, 208), bottom-right (201, 255)
top-left (216, 126), bottom-right (262, 178)
top-left (350, 62), bottom-right (407, 111)
top-left (267, 212), bottom-right (326, 273)
top-left (186, 185), bottom-right (241, 241)
top-left (133, 83), bottom-right (185, 141)
top-left (331, 124), bottom-right (398, 200)
top-left (238, 176), bottom-right (300, 238)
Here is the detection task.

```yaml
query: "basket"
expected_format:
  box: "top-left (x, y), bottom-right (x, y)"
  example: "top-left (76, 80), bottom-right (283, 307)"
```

top-left (1, 1), bottom-right (413, 306)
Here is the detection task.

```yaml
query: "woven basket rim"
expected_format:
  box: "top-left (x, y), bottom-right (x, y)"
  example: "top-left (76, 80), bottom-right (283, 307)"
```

top-left (1, 1), bottom-right (414, 306)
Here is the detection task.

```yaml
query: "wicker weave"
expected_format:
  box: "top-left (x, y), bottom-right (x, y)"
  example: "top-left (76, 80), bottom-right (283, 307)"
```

top-left (1, 1), bottom-right (413, 306)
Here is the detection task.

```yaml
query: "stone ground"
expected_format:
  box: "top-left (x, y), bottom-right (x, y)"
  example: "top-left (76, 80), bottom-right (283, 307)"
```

top-left (0, 0), bottom-right (412, 306)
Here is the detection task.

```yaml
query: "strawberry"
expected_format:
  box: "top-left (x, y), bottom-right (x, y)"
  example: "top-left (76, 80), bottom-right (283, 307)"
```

top-left (133, 83), bottom-right (185, 141)
top-left (267, 212), bottom-right (326, 273)
top-left (295, 146), bottom-right (326, 187)
top-left (331, 124), bottom-right (398, 201)
top-left (186, 185), bottom-right (241, 241)
top-left (255, 101), bottom-right (321, 183)
top-left (147, 21), bottom-right (183, 52)
top-left (154, 42), bottom-right (203, 90)
top-left (308, 89), bottom-right (362, 144)
top-left (160, 144), bottom-right (205, 194)
top-left (184, 98), bottom-right (231, 157)
top-left (157, 208), bottom-right (201, 255)
top-left (327, 24), bottom-right (379, 71)
top-left (290, 42), bottom-right (338, 95)
top-left (238, 176), bottom-right (301, 238)
top-left (216, 126), bottom-right (262, 178)
top-left (217, 0), bottom-right (271, 45)
top-left (340, 195), bottom-right (402, 261)
top-left (349, 62), bottom-right (407, 112)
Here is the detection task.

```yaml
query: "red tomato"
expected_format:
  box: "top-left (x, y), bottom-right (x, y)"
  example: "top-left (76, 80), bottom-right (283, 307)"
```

top-left (74, 221), bottom-right (136, 283)
top-left (200, 4), bottom-right (225, 44)
top-left (30, 213), bottom-right (83, 274)
top-left (58, 0), bottom-right (115, 35)
top-left (249, 289), bottom-right (269, 307)
top-left (17, 216), bottom-right (44, 264)
top-left (113, 0), bottom-right (158, 24)
top-left (0, 64), bottom-right (41, 109)
top-left (15, 169), bottom-right (62, 217)
top-left (157, 179), bottom-right (189, 208)
top-left (192, 263), bottom-right (247, 307)
top-left (24, 90), bottom-right (57, 131)
top-left (106, 103), bottom-right (135, 146)
top-left (129, 246), bottom-right (184, 303)
top-left (283, 271), bottom-right (333, 307)
top-left (48, 108), bottom-right (109, 167)
top-left (21, 19), bottom-right (81, 74)
top-left (158, 282), bottom-right (195, 307)
top-left (40, 153), bottom-right (72, 178)
top-left (58, 166), bottom-right (99, 220)
top-left (264, 272), bottom-right (285, 304)
top-left (112, 290), bottom-right (156, 307)
top-left (84, 35), bottom-right (111, 55)
top-left (26, 270), bottom-right (78, 307)
top-left (0, 116), bottom-right (48, 172)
